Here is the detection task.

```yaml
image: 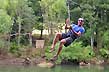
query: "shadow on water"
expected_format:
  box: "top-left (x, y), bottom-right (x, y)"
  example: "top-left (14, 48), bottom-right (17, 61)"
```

top-left (0, 64), bottom-right (109, 72)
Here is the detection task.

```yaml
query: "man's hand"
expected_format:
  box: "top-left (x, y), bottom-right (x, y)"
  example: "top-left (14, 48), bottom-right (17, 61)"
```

top-left (65, 25), bottom-right (71, 29)
top-left (65, 18), bottom-right (71, 29)
top-left (65, 18), bottom-right (70, 25)
top-left (72, 29), bottom-right (81, 36)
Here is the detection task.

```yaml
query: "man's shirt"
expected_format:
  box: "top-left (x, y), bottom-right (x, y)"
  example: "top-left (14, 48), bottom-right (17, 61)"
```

top-left (67, 23), bottom-right (85, 38)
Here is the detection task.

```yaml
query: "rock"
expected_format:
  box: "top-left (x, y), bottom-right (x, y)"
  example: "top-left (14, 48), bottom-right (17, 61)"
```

top-left (37, 61), bottom-right (55, 68)
top-left (46, 62), bottom-right (55, 68)
top-left (96, 60), bottom-right (104, 65)
top-left (79, 62), bottom-right (90, 66)
top-left (23, 57), bottom-right (31, 65)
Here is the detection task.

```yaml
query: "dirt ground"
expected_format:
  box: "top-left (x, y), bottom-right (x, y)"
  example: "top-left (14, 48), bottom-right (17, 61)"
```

top-left (0, 54), bottom-right (46, 66)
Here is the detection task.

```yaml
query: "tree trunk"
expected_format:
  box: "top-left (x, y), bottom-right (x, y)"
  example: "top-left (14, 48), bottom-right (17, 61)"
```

top-left (40, 29), bottom-right (43, 39)
top-left (49, 22), bottom-right (53, 36)
top-left (96, 30), bottom-right (103, 54)
top-left (18, 17), bottom-right (21, 47)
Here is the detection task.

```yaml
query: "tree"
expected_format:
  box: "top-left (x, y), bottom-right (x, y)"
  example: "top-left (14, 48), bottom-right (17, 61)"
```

top-left (0, 9), bottom-right (12, 50)
top-left (0, 9), bottom-right (12, 34)
top-left (29, 0), bottom-right (44, 39)
top-left (40, 0), bottom-right (67, 37)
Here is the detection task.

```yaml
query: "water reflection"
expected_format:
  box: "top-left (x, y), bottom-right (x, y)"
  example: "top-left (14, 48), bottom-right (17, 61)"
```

top-left (0, 65), bottom-right (109, 72)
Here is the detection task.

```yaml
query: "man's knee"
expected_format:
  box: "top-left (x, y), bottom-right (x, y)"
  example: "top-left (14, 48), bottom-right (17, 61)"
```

top-left (56, 32), bottom-right (62, 38)
top-left (60, 39), bottom-right (66, 44)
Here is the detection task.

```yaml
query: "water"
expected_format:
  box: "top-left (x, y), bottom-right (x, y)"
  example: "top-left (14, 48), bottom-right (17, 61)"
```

top-left (0, 65), bottom-right (109, 72)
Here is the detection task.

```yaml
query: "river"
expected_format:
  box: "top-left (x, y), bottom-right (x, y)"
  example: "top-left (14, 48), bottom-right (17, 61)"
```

top-left (0, 65), bottom-right (109, 72)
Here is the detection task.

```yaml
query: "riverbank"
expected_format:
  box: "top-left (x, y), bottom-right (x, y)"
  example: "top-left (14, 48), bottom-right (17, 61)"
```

top-left (0, 53), bottom-right (44, 66)
top-left (0, 54), bottom-right (56, 68)
top-left (0, 53), bottom-right (109, 68)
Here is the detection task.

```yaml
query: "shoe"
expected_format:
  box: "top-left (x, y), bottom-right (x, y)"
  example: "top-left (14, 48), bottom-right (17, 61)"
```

top-left (50, 55), bottom-right (58, 61)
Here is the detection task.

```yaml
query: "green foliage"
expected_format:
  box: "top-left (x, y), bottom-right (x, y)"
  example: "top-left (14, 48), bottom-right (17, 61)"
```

top-left (9, 42), bottom-right (22, 57)
top-left (35, 22), bottom-right (43, 30)
top-left (102, 30), bottom-right (109, 48)
top-left (10, 42), bottom-right (19, 53)
top-left (0, 8), bottom-right (12, 52)
top-left (45, 41), bottom-right (94, 63)
top-left (0, 39), bottom-right (6, 49)
top-left (0, 0), bottom-right (9, 10)
top-left (40, 0), bottom-right (67, 31)
top-left (61, 42), bottom-right (94, 61)
top-left (0, 38), bottom-right (10, 52)
top-left (71, 7), bottom-right (81, 20)
top-left (99, 48), bottom-right (109, 59)
top-left (16, 0), bottom-right (36, 32)
top-left (0, 9), bottom-right (12, 33)
top-left (0, 0), bottom-right (109, 61)
top-left (51, 0), bottom-right (67, 20)
top-left (7, 0), bottom-right (19, 16)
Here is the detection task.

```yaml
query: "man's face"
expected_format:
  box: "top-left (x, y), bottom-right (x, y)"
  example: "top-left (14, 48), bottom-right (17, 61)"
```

top-left (78, 20), bottom-right (84, 26)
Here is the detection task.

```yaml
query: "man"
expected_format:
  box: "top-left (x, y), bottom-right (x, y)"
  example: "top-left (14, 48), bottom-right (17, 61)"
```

top-left (50, 18), bottom-right (85, 61)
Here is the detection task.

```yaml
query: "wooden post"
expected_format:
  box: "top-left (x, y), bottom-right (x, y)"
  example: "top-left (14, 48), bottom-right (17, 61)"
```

top-left (36, 40), bottom-right (45, 56)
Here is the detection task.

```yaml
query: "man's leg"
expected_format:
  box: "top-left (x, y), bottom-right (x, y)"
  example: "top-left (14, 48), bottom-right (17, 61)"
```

top-left (50, 32), bottom-right (62, 52)
top-left (51, 37), bottom-right (73, 61)
top-left (51, 39), bottom-right (66, 60)
top-left (55, 39), bottom-right (66, 56)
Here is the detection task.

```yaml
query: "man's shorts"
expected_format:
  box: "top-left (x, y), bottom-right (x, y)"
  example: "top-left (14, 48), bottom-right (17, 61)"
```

top-left (60, 33), bottom-right (76, 47)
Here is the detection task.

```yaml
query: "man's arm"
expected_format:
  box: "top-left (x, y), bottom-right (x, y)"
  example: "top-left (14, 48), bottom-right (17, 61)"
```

top-left (65, 24), bottom-right (72, 29)
top-left (72, 30), bottom-right (81, 36)
top-left (65, 18), bottom-right (72, 29)
top-left (72, 28), bottom-right (85, 36)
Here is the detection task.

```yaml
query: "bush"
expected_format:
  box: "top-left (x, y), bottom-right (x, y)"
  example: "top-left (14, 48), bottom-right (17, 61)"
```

top-left (9, 42), bottom-right (22, 57)
top-left (60, 41), bottom-right (94, 61)
top-left (45, 41), bottom-right (94, 63)
top-left (99, 48), bottom-right (109, 59)
top-left (0, 39), bottom-right (8, 55)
